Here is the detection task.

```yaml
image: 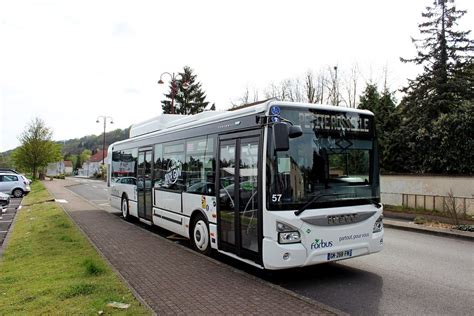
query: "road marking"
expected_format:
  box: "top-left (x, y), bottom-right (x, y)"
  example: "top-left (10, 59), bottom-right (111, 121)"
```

top-left (0, 220), bottom-right (12, 223)
top-left (0, 230), bottom-right (8, 233)
top-left (55, 199), bottom-right (68, 204)
top-left (103, 189), bottom-right (108, 191)
top-left (93, 186), bottom-right (97, 188)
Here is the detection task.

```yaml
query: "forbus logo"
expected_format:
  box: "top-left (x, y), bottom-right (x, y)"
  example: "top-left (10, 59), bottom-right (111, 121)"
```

top-left (310, 239), bottom-right (333, 250)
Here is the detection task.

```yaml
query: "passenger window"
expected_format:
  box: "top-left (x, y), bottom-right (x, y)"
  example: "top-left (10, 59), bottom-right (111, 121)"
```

top-left (185, 136), bottom-right (215, 195)
top-left (155, 141), bottom-right (185, 192)
top-left (111, 149), bottom-right (138, 182)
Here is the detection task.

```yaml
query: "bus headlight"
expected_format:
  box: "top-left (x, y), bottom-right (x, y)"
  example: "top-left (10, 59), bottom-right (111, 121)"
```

top-left (276, 221), bottom-right (301, 244)
top-left (373, 215), bottom-right (383, 233)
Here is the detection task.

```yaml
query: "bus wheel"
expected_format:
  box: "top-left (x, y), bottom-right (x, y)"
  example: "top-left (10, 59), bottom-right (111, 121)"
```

top-left (121, 196), bottom-right (130, 220)
top-left (191, 214), bottom-right (211, 255)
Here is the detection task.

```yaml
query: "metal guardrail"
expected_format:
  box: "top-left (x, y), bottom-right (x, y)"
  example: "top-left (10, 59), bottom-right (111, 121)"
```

top-left (398, 193), bottom-right (473, 214)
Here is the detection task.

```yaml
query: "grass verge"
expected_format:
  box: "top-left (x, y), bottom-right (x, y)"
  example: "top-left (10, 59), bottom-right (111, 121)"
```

top-left (0, 181), bottom-right (150, 314)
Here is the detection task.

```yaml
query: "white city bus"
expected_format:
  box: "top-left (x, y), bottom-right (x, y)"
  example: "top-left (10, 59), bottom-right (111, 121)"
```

top-left (108, 101), bottom-right (383, 269)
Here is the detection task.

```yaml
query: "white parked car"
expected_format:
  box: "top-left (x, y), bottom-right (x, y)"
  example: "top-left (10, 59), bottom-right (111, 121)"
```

top-left (0, 192), bottom-right (10, 210)
top-left (0, 173), bottom-right (31, 198)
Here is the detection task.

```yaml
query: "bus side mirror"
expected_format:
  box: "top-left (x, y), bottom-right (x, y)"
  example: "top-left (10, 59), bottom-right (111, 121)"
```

top-left (273, 123), bottom-right (290, 151)
top-left (289, 125), bottom-right (303, 138)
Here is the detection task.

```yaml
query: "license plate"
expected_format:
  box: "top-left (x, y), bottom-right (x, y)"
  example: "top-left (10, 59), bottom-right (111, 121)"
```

top-left (327, 249), bottom-right (352, 261)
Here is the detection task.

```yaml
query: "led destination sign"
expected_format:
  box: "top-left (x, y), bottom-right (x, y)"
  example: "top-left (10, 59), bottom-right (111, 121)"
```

top-left (312, 113), bottom-right (371, 134)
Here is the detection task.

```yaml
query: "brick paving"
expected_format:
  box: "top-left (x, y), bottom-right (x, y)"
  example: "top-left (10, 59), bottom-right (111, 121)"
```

top-left (43, 180), bottom-right (337, 315)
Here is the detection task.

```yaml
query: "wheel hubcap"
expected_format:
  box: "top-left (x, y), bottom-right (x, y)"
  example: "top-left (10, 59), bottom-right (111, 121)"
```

top-left (194, 220), bottom-right (208, 251)
top-left (122, 200), bottom-right (127, 217)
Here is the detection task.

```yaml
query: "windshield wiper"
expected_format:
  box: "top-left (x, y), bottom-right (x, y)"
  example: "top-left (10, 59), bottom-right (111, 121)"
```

top-left (294, 193), bottom-right (347, 216)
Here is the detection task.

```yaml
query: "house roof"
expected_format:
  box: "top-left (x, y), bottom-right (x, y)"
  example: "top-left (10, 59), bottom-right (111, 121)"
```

top-left (89, 150), bottom-right (108, 163)
top-left (64, 161), bottom-right (73, 167)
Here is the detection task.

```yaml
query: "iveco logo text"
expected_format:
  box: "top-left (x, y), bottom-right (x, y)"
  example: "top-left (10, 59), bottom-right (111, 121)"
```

top-left (328, 213), bottom-right (358, 225)
top-left (310, 239), bottom-right (334, 250)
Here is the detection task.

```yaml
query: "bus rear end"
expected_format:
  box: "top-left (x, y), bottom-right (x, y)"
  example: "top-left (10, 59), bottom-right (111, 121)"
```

top-left (262, 103), bottom-right (383, 269)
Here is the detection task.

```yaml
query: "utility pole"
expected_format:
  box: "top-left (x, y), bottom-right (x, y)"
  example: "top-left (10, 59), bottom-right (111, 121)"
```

top-left (96, 116), bottom-right (114, 165)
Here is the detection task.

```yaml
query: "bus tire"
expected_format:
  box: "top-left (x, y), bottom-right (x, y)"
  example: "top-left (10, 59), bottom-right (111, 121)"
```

top-left (121, 195), bottom-right (130, 221)
top-left (191, 214), bottom-right (211, 256)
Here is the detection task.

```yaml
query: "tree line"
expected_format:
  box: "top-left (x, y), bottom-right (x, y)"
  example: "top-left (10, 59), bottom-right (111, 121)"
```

top-left (3, 0), bottom-right (472, 177)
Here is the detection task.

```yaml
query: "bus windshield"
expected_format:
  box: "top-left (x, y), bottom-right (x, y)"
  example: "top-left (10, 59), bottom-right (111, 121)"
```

top-left (267, 107), bottom-right (380, 210)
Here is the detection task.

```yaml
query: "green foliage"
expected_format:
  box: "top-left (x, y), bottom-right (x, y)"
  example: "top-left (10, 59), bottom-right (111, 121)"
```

top-left (455, 224), bottom-right (474, 232)
top-left (11, 118), bottom-right (62, 179)
top-left (61, 283), bottom-right (97, 299)
top-left (400, 0), bottom-right (473, 118)
top-left (80, 149), bottom-right (92, 165)
top-left (392, 0), bottom-right (473, 174)
top-left (161, 66), bottom-right (209, 114)
top-left (414, 216), bottom-right (427, 224)
top-left (0, 153), bottom-right (12, 168)
top-left (60, 128), bottom-right (129, 157)
top-left (358, 83), bottom-right (398, 172)
top-left (83, 259), bottom-right (105, 276)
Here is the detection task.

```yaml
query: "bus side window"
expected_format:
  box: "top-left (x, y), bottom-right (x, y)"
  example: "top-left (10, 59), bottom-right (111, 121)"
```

top-left (157, 141), bottom-right (186, 192)
top-left (185, 136), bottom-right (215, 195)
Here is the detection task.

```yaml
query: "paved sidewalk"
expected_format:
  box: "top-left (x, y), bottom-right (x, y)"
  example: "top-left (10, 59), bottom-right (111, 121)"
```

top-left (43, 180), bottom-right (338, 315)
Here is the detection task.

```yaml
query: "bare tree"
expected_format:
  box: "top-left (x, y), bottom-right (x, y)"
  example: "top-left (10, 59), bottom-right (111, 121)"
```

top-left (324, 66), bottom-right (341, 106)
top-left (341, 64), bottom-right (360, 108)
top-left (304, 70), bottom-right (317, 103)
top-left (231, 85), bottom-right (260, 108)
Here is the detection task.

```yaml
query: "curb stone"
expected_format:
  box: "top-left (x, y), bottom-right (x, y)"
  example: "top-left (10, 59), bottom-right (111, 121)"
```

top-left (384, 219), bottom-right (473, 241)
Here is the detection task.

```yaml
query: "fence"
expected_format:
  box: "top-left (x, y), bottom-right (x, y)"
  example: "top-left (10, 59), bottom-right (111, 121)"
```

top-left (399, 193), bottom-right (473, 214)
top-left (380, 175), bottom-right (474, 215)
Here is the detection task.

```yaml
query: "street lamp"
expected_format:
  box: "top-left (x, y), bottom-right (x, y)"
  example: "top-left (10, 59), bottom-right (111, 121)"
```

top-left (158, 72), bottom-right (190, 114)
top-left (96, 115), bottom-right (114, 165)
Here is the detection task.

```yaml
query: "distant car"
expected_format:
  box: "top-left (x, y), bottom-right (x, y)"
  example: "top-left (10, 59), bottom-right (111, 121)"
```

top-left (187, 181), bottom-right (215, 195)
top-left (0, 192), bottom-right (10, 210)
top-left (0, 168), bottom-right (18, 174)
top-left (0, 173), bottom-right (31, 198)
top-left (114, 177), bottom-right (137, 185)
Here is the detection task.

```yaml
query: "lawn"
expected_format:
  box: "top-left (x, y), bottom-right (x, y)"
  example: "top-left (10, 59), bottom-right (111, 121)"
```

top-left (0, 181), bottom-right (150, 314)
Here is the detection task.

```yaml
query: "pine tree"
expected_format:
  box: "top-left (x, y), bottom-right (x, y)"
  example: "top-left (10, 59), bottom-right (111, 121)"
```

top-left (400, 0), bottom-right (473, 120)
top-left (394, 0), bottom-right (473, 174)
top-left (358, 84), bottom-right (398, 172)
top-left (161, 66), bottom-right (209, 115)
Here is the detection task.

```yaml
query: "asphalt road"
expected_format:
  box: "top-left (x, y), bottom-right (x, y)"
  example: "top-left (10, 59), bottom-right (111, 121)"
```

top-left (68, 178), bottom-right (474, 315)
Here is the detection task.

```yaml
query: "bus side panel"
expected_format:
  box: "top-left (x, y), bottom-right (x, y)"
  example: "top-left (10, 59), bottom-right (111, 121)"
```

top-left (153, 207), bottom-right (186, 236)
top-left (155, 189), bottom-right (182, 213)
top-left (182, 193), bottom-right (217, 224)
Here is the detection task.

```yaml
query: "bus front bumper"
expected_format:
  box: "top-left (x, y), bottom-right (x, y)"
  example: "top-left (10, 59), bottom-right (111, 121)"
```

top-left (262, 231), bottom-right (384, 270)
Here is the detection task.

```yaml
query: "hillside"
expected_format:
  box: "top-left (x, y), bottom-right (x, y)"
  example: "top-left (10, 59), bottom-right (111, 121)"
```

top-left (0, 128), bottom-right (130, 169)
top-left (60, 128), bottom-right (130, 156)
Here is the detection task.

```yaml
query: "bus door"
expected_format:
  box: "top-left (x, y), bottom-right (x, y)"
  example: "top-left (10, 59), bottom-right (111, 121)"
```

top-left (137, 148), bottom-right (153, 221)
top-left (217, 131), bottom-right (262, 263)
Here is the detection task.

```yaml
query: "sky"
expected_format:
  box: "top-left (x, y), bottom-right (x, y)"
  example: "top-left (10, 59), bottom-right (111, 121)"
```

top-left (1, 0), bottom-right (473, 152)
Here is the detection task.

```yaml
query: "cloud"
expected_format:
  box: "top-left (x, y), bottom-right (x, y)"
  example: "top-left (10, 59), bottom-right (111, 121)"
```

top-left (113, 22), bottom-right (135, 38)
top-left (124, 88), bottom-right (139, 94)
